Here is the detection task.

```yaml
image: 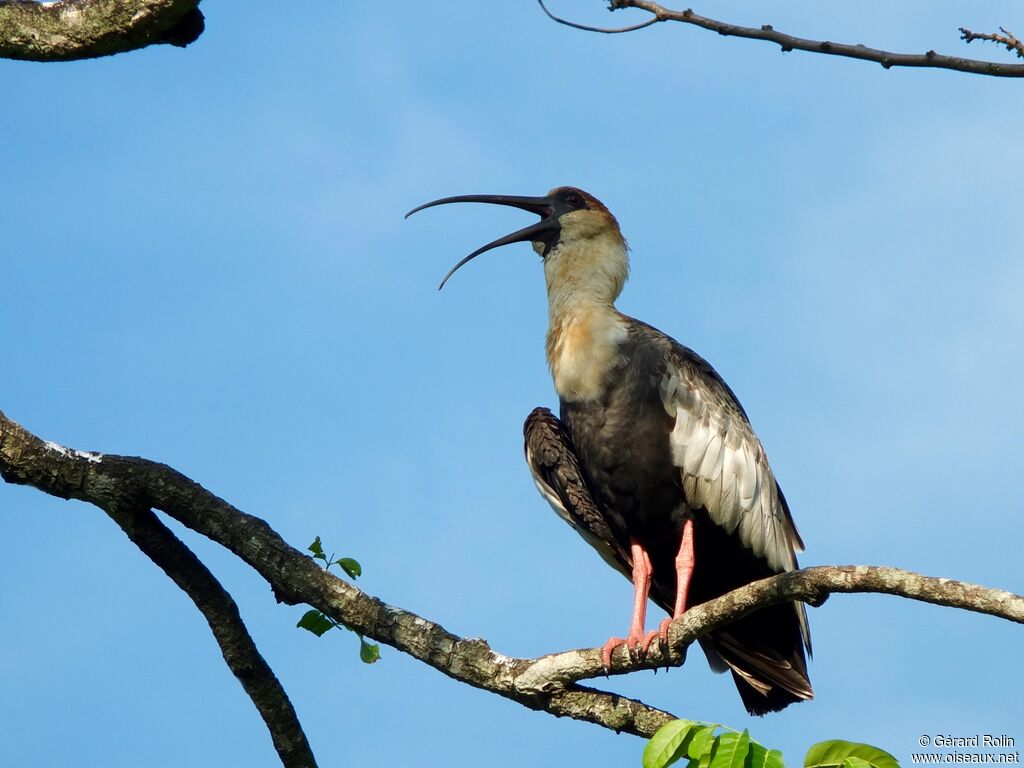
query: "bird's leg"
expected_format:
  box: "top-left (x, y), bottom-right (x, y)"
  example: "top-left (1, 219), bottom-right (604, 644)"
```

top-left (652, 516), bottom-right (695, 651)
top-left (600, 538), bottom-right (653, 669)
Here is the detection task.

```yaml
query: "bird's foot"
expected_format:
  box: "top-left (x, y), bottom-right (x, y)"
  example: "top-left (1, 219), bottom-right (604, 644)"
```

top-left (639, 620), bottom-right (673, 657)
top-left (600, 630), bottom-right (647, 670)
top-left (649, 619), bottom-right (675, 669)
top-left (656, 617), bottom-right (674, 649)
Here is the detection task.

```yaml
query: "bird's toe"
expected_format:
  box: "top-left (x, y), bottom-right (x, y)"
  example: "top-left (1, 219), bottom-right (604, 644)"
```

top-left (601, 636), bottom-right (626, 670)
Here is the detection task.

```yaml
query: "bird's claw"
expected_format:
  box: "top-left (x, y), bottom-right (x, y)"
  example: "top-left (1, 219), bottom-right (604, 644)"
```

top-left (641, 629), bottom-right (662, 656)
top-left (598, 630), bottom-right (663, 671)
top-left (601, 631), bottom-right (648, 670)
top-left (656, 617), bottom-right (676, 668)
top-left (601, 637), bottom-right (624, 670)
top-left (657, 617), bottom-right (673, 649)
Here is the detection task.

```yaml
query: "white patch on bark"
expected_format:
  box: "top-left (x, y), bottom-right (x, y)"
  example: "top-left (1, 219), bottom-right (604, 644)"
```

top-left (44, 440), bottom-right (103, 463)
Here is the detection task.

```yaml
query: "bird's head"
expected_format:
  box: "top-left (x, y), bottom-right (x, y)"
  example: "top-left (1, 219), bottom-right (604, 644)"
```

top-left (406, 186), bottom-right (628, 304)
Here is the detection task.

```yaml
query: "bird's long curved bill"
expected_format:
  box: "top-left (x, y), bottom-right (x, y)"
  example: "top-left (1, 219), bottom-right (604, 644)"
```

top-left (405, 194), bottom-right (556, 290)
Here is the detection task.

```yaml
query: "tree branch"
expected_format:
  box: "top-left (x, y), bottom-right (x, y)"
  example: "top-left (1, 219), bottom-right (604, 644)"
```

top-left (541, 1), bottom-right (1024, 78)
top-left (0, 0), bottom-right (204, 62)
top-left (2, 409), bottom-right (1022, 749)
top-left (960, 26), bottom-right (1024, 60)
top-left (538, 0), bottom-right (659, 34)
top-left (103, 503), bottom-right (318, 768)
top-left (0, 409), bottom-right (679, 738)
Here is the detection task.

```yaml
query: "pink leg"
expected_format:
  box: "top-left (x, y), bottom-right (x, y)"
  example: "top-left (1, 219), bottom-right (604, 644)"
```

top-left (601, 539), bottom-right (653, 669)
top-left (654, 517), bottom-right (695, 649)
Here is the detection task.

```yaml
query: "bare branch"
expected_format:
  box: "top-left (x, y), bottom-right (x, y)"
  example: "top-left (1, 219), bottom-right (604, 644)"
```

top-left (0, 412), bottom-right (316, 764)
top-left (542, 1), bottom-right (1024, 78)
top-left (0, 0), bottom-right (204, 62)
top-left (501, 563), bottom-right (1024, 698)
top-left (960, 26), bottom-right (1024, 60)
top-left (537, 0), bottom-right (658, 35)
top-left (104, 503), bottom-right (317, 768)
top-left (2, 410), bottom-right (1022, 745)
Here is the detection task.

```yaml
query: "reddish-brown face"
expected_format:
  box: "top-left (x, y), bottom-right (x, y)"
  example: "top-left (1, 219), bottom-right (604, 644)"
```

top-left (545, 186), bottom-right (618, 226)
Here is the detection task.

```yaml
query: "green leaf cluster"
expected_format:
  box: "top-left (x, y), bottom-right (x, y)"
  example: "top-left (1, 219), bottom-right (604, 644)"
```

top-left (295, 536), bottom-right (381, 664)
top-left (644, 721), bottom-right (779, 768)
top-left (644, 721), bottom-right (897, 768)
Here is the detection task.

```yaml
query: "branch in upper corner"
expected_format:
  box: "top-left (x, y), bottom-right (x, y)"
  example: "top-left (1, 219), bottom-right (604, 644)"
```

top-left (540, 0), bottom-right (1024, 78)
top-left (0, 0), bottom-right (204, 62)
top-left (960, 27), bottom-right (1024, 60)
top-left (537, 0), bottom-right (659, 34)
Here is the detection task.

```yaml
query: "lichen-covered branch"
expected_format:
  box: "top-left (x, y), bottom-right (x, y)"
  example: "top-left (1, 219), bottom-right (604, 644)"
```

top-left (0, 0), bottom-right (204, 62)
top-left (539, 1), bottom-right (1024, 78)
top-left (2, 409), bottom-right (1022, 749)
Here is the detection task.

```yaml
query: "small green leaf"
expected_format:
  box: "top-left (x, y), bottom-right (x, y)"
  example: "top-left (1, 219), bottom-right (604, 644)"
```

top-left (805, 741), bottom-right (898, 768)
top-left (748, 741), bottom-right (786, 768)
top-left (296, 609), bottom-right (336, 637)
top-left (687, 727), bottom-right (716, 762)
top-left (336, 557), bottom-right (362, 579)
top-left (709, 729), bottom-right (751, 768)
top-left (644, 720), bottom-right (699, 768)
top-left (359, 637), bottom-right (381, 664)
top-left (308, 536), bottom-right (326, 560)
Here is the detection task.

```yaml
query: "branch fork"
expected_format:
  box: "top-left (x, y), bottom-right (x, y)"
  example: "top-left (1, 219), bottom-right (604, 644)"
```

top-left (2, 410), bottom-right (1022, 763)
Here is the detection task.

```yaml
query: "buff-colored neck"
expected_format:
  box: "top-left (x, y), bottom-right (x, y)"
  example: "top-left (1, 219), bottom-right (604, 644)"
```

top-left (542, 236), bottom-right (630, 402)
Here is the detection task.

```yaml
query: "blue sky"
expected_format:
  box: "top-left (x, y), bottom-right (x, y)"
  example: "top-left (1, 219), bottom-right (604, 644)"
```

top-left (1, 2), bottom-right (1021, 766)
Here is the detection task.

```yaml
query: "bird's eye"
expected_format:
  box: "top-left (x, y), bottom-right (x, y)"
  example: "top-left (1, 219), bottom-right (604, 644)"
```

top-left (565, 193), bottom-right (584, 208)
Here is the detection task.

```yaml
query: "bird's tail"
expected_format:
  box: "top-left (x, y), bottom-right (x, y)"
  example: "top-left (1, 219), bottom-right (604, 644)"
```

top-left (698, 603), bottom-right (813, 716)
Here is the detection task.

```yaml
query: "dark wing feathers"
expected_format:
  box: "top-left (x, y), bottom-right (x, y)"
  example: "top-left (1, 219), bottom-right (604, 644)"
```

top-left (524, 407), bottom-right (633, 579)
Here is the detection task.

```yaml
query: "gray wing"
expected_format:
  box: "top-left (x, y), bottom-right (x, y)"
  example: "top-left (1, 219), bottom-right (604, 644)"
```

top-left (660, 344), bottom-right (810, 648)
top-left (523, 407), bottom-right (632, 580)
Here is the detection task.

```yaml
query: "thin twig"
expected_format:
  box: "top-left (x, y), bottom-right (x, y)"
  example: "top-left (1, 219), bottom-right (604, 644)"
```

top-left (960, 26), bottom-right (1024, 59)
top-left (537, 0), bottom-right (659, 34)
top-left (542, 1), bottom-right (1024, 78)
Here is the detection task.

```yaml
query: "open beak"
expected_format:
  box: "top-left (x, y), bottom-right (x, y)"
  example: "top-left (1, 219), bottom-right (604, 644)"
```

top-left (405, 194), bottom-right (558, 289)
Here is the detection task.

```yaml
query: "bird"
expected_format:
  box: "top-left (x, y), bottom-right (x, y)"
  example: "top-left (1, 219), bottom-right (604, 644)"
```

top-left (406, 186), bottom-right (812, 715)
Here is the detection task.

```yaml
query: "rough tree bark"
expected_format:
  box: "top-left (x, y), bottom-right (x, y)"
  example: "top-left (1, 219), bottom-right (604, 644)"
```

top-left (2, 410), bottom-right (1021, 766)
top-left (0, 0), bottom-right (203, 61)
